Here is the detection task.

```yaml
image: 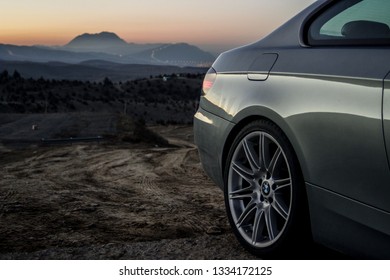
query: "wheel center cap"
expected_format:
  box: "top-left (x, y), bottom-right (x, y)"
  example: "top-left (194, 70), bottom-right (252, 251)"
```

top-left (262, 181), bottom-right (271, 195)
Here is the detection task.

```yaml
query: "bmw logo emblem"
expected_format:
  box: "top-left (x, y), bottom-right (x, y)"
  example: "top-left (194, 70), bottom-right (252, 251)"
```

top-left (262, 182), bottom-right (271, 195)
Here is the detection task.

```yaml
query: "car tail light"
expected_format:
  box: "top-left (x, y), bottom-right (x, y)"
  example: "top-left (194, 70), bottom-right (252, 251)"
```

top-left (202, 68), bottom-right (217, 95)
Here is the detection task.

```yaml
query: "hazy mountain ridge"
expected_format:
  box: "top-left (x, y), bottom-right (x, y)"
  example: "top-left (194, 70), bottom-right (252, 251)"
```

top-left (0, 59), bottom-right (207, 82)
top-left (0, 32), bottom-right (215, 67)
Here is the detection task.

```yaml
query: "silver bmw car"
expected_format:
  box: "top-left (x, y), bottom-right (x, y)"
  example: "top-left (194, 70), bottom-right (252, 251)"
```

top-left (194, 0), bottom-right (390, 258)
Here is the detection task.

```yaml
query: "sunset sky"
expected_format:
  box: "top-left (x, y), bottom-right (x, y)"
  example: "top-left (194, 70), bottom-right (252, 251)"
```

top-left (1, 0), bottom-right (315, 54)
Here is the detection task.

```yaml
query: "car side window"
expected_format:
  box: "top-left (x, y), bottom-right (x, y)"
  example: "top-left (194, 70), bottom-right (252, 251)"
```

top-left (307, 0), bottom-right (390, 46)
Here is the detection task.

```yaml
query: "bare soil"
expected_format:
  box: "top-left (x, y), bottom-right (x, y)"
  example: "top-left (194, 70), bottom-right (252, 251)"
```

top-left (0, 125), bottom-right (255, 259)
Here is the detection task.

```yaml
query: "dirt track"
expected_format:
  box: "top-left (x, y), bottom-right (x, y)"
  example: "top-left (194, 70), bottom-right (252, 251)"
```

top-left (0, 126), bottom-right (255, 259)
top-left (0, 125), bottom-right (345, 260)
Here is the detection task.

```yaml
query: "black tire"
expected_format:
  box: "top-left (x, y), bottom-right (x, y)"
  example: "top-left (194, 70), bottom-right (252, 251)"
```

top-left (224, 120), bottom-right (310, 258)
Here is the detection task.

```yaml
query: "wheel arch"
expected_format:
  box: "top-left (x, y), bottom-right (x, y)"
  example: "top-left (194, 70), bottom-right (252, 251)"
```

top-left (221, 107), bottom-right (307, 188)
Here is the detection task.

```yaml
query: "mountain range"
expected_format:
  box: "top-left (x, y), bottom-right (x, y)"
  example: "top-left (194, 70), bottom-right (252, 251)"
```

top-left (0, 32), bottom-right (215, 67)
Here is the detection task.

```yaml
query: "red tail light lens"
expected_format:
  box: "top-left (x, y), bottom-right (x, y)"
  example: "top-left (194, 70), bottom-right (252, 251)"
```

top-left (202, 68), bottom-right (217, 95)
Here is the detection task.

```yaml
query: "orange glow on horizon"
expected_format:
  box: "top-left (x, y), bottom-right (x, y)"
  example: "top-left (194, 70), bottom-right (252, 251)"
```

top-left (0, 0), bottom-right (315, 52)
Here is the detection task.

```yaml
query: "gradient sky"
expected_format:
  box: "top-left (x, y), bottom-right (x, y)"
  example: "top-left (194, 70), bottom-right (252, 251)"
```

top-left (0, 0), bottom-right (315, 54)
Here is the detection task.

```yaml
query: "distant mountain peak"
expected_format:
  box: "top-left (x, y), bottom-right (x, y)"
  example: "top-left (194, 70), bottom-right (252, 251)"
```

top-left (77, 31), bottom-right (124, 41)
top-left (65, 31), bottom-right (128, 50)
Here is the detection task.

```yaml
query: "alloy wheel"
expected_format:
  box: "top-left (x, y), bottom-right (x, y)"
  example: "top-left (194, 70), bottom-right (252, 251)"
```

top-left (227, 130), bottom-right (293, 248)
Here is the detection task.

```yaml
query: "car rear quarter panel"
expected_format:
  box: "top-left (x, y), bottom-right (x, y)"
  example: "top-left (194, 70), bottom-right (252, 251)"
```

top-left (201, 66), bottom-right (390, 213)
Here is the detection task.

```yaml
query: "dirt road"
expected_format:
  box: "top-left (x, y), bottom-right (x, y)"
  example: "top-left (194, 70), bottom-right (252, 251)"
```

top-left (0, 126), bottom-right (255, 259)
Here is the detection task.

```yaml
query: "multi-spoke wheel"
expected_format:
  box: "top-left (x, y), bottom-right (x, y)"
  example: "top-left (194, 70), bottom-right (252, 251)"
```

top-left (224, 120), bottom-right (309, 257)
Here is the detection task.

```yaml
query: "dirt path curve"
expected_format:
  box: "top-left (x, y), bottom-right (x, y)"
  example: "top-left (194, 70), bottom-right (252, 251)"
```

top-left (0, 125), bottom-right (255, 259)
